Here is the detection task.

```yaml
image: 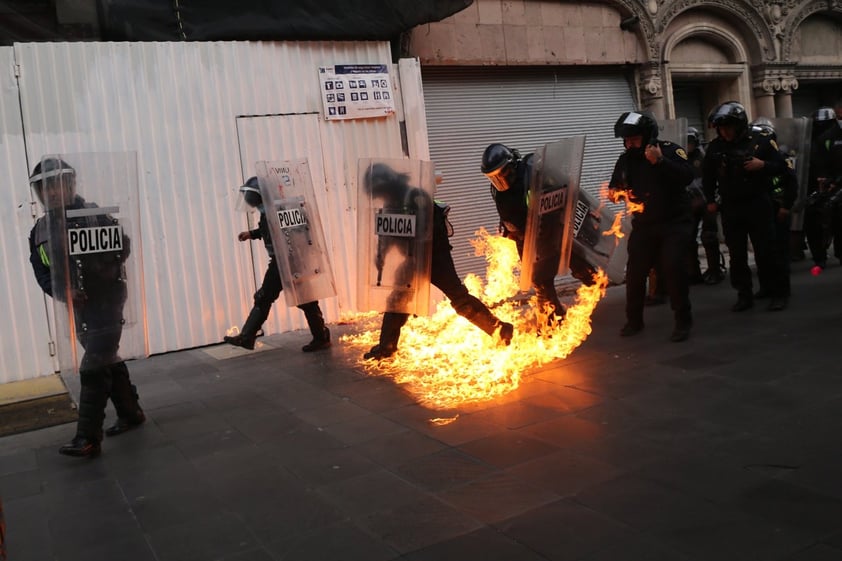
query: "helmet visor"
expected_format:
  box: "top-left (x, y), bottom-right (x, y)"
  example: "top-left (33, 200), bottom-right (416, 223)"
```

top-left (30, 169), bottom-right (75, 207)
top-left (236, 185), bottom-right (263, 212)
top-left (484, 164), bottom-right (513, 192)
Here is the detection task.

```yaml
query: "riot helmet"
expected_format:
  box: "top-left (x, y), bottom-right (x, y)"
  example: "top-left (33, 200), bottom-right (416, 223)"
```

top-left (614, 111), bottom-right (658, 141)
top-left (709, 101), bottom-right (748, 138)
top-left (29, 157), bottom-right (76, 208)
top-left (812, 107), bottom-right (837, 138)
top-left (614, 111), bottom-right (658, 155)
top-left (687, 127), bottom-right (701, 148)
top-left (238, 176), bottom-right (262, 210)
top-left (362, 162), bottom-right (410, 199)
top-left (481, 143), bottom-right (518, 192)
top-left (750, 117), bottom-right (776, 140)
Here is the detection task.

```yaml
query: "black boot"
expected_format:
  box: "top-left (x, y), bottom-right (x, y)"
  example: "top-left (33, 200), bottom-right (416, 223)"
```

top-left (731, 296), bottom-right (753, 312)
top-left (61, 370), bottom-right (107, 458)
top-left (300, 302), bottom-right (331, 352)
top-left (703, 252), bottom-right (727, 285)
top-left (364, 312), bottom-right (408, 360)
top-left (59, 436), bottom-right (101, 458)
top-left (106, 362), bottom-right (145, 437)
top-left (452, 294), bottom-right (514, 344)
top-left (670, 314), bottom-right (692, 343)
top-left (620, 322), bottom-right (644, 337)
top-left (223, 305), bottom-right (266, 350)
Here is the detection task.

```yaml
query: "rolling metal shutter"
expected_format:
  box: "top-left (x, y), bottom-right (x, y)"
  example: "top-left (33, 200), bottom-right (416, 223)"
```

top-left (422, 66), bottom-right (635, 278)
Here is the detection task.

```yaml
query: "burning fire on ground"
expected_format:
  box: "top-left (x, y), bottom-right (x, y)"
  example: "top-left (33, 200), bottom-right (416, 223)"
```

top-left (341, 228), bottom-right (608, 410)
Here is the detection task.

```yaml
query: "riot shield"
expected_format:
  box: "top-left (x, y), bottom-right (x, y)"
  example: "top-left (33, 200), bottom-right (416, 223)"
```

top-left (356, 158), bottom-right (435, 315)
top-left (36, 153), bottom-right (147, 374)
top-left (520, 136), bottom-right (585, 292)
top-left (769, 117), bottom-right (812, 230)
top-left (255, 159), bottom-right (337, 307)
top-left (571, 188), bottom-right (628, 285)
top-left (658, 118), bottom-right (688, 148)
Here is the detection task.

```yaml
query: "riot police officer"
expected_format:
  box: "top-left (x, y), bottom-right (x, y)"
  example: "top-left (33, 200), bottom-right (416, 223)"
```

top-left (804, 107), bottom-right (838, 268)
top-left (224, 177), bottom-right (331, 352)
top-left (811, 100), bottom-right (842, 266)
top-left (703, 102), bottom-right (789, 311)
top-left (28, 158), bottom-right (145, 458)
top-left (362, 163), bottom-right (513, 360)
top-left (482, 143), bottom-right (596, 322)
top-left (749, 118), bottom-right (797, 300)
top-left (686, 127), bottom-right (726, 285)
top-left (608, 111), bottom-right (695, 342)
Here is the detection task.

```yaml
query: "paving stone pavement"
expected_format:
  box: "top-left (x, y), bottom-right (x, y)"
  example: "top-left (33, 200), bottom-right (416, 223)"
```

top-left (2, 258), bottom-right (842, 561)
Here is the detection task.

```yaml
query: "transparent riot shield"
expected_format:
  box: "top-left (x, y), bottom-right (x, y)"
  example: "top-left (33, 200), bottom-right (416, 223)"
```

top-left (36, 153), bottom-right (147, 374)
top-left (356, 158), bottom-right (435, 315)
top-left (770, 117), bottom-right (812, 230)
top-left (571, 188), bottom-right (628, 285)
top-left (255, 159), bottom-right (337, 307)
top-left (520, 136), bottom-right (585, 292)
top-left (658, 118), bottom-right (688, 148)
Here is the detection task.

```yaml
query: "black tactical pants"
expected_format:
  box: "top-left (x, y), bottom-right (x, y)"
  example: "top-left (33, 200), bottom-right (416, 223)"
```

top-left (514, 239), bottom-right (565, 317)
top-left (721, 197), bottom-right (781, 300)
top-left (804, 196), bottom-right (832, 265)
top-left (375, 245), bottom-right (505, 351)
top-left (74, 286), bottom-right (141, 441)
top-left (242, 257), bottom-right (327, 341)
top-left (771, 209), bottom-right (792, 297)
top-left (625, 220), bottom-right (693, 328)
top-left (689, 209), bottom-right (723, 278)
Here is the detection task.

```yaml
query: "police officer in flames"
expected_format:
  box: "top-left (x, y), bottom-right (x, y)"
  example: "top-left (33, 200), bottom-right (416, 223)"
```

top-left (224, 177), bottom-right (331, 352)
top-left (703, 101), bottom-right (789, 312)
top-left (608, 111), bottom-right (695, 342)
top-left (362, 163), bottom-right (514, 360)
top-left (28, 158), bottom-right (145, 458)
top-left (481, 143), bottom-right (585, 323)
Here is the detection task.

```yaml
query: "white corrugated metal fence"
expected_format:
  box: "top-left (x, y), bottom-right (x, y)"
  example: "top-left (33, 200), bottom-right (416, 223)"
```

top-left (0, 40), bottom-right (416, 383)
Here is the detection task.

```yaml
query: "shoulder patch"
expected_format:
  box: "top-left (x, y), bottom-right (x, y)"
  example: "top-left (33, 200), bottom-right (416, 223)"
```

top-left (770, 139), bottom-right (778, 150)
top-left (675, 148), bottom-right (688, 160)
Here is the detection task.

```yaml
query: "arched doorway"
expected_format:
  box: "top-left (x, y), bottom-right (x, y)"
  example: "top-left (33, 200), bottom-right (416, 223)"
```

top-left (663, 23), bottom-right (752, 142)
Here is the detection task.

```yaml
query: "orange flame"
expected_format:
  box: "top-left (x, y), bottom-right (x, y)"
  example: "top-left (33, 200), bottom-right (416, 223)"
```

top-left (341, 228), bottom-right (609, 410)
top-left (600, 184), bottom-right (643, 240)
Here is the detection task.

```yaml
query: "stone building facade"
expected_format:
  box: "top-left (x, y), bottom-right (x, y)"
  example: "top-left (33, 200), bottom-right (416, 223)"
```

top-left (397, 0), bottom-right (841, 278)
top-left (406, 0), bottom-right (842, 127)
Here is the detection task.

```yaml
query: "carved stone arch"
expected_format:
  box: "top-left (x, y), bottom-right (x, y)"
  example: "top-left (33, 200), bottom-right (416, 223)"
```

top-left (658, 0), bottom-right (774, 62)
top-left (782, 1), bottom-right (842, 60)
top-left (662, 22), bottom-right (750, 64)
top-left (605, 0), bottom-right (660, 61)
top-left (660, 20), bottom-right (753, 119)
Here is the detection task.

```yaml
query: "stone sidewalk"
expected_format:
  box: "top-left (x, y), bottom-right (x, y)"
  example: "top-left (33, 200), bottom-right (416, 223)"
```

top-left (1, 258), bottom-right (841, 561)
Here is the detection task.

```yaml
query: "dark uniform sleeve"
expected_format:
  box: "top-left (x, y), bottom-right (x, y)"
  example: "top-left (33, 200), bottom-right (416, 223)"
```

top-left (811, 130), bottom-right (834, 181)
top-left (781, 158), bottom-right (799, 210)
top-left (702, 141), bottom-right (720, 205)
top-left (608, 154), bottom-right (627, 190)
top-left (755, 136), bottom-right (787, 177)
top-left (28, 226), bottom-right (53, 297)
top-left (253, 213), bottom-right (269, 240)
top-left (656, 142), bottom-right (694, 188)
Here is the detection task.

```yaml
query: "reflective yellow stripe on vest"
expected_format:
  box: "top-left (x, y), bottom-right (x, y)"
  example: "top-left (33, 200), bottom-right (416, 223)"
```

top-left (38, 244), bottom-right (50, 267)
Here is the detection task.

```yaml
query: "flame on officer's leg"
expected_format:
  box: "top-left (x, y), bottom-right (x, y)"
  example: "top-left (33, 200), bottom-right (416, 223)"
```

top-left (341, 228), bottom-right (608, 410)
